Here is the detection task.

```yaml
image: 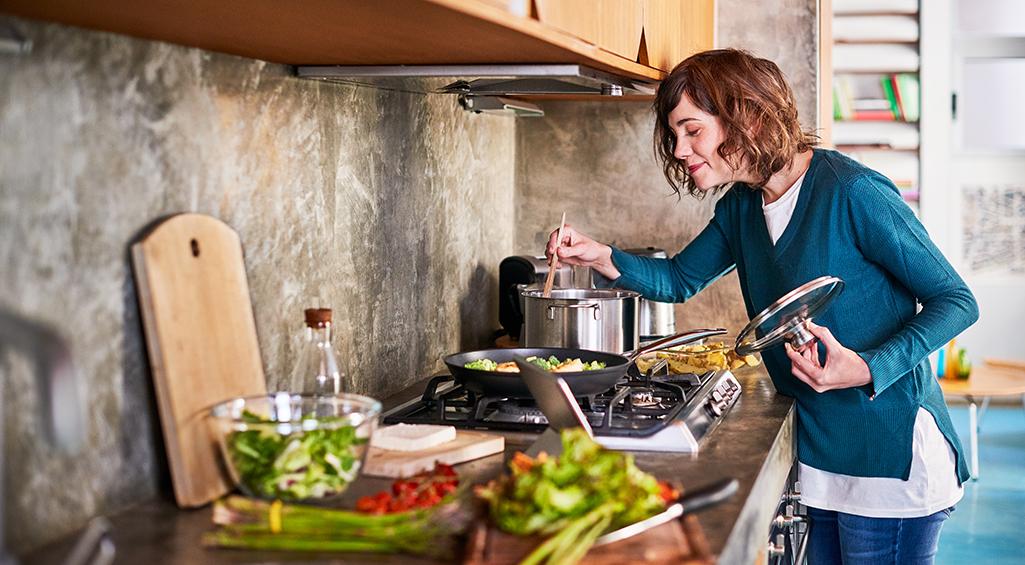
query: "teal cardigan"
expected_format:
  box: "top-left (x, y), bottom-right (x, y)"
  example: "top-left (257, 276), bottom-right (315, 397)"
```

top-left (610, 149), bottom-right (976, 484)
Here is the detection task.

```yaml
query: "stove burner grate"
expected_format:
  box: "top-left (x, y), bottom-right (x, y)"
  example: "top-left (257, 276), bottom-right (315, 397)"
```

top-left (382, 370), bottom-right (718, 438)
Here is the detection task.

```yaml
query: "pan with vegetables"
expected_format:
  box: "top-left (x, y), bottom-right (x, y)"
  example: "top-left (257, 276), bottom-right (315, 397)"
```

top-left (444, 328), bottom-right (726, 398)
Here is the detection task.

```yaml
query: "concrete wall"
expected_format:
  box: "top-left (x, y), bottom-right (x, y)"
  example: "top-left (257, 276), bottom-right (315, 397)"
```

top-left (514, 0), bottom-right (820, 333)
top-left (1, 0), bottom-right (821, 553)
top-left (0, 17), bottom-right (515, 552)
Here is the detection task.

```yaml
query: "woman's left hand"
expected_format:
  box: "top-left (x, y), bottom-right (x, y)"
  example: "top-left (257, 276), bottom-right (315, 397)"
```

top-left (785, 321), bottom-right (873, 393)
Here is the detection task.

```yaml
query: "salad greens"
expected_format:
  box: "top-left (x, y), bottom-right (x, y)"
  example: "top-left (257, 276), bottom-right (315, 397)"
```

top-left (464, 356), bottom-right (606, 372)
top-left (225, 410), bottom-right (366, 500)
top-left (475, 429), bottom-right (670, 564)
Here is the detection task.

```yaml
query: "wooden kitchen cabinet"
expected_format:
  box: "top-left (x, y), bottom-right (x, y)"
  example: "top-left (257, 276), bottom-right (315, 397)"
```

top-left (534, 0), bottom-right (646, 63)
top-left (642, 0), bottom-right (716, 72)
top-left (0, 0), bottom-right (715, 86)
top-left (532, 0), bottom-right (714, 70)
top-left (534, 0), bottom-right (601, 45)
top-left (597, 0), bottom-right (646, 61)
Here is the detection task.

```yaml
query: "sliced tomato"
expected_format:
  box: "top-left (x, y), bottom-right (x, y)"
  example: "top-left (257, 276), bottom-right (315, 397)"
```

top-left (434, 462), bottom-right (457, 477)
top-left (392, 479), bottom-right (418, 496)
top-left (357, 464), bottom-right (460, 514)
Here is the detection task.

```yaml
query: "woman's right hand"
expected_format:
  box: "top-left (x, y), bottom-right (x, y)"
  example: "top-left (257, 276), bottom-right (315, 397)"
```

top-left (545, 224), bottom-right (622, 280)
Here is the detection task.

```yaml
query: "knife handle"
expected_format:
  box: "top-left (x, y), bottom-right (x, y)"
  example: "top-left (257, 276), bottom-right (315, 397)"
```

top-left (679, 478), bottom-right (739, 515)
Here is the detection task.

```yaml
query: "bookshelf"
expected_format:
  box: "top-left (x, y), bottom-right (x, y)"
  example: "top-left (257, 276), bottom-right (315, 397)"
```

top-left (830, 0), bottom-right (922, 214)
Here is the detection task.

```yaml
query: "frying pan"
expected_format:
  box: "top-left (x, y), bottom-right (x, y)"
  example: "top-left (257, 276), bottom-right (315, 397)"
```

top-left (443, 328), bottom-right (726, 398)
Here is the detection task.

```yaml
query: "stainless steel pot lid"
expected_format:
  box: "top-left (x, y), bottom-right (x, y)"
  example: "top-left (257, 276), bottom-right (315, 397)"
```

top-left (735, 276), bottom-right (845, 356)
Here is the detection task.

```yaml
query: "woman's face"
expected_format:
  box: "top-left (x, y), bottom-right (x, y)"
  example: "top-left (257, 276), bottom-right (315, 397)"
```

top-left (668, 93), bottom-right (738, 190)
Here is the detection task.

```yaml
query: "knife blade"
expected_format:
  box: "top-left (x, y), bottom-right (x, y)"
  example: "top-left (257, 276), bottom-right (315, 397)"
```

top-left (593, 477), bottom-right (738, 547)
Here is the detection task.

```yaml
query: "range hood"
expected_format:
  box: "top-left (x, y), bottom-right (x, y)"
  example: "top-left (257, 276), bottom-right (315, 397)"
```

top-left (296, 64), bottom-right (658, 117)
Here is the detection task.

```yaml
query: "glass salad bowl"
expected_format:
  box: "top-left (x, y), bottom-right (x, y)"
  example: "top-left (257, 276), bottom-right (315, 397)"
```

top-left (209, 392), bottom-right (381, 501)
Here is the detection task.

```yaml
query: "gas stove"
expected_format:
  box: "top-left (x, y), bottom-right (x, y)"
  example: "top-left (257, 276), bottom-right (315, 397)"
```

top-left (382, 365), bottom-right (741, 453)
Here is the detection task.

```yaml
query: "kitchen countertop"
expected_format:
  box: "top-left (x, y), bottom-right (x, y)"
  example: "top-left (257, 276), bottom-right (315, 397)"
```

top-left (25, 365), bottom-right (794, 564)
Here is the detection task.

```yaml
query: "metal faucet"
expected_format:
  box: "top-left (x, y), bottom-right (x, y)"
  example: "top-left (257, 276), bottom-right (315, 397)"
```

top-left (0, 308), bottom-right (113, 565)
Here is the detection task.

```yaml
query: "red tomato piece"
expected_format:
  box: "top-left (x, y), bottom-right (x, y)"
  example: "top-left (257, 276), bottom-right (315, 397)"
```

top-left (657, 482), bottom-right (679, 503)
top-left (435, 462), bottom-right (457, 477)
top-left (392, 479), bottom-right (418, 496)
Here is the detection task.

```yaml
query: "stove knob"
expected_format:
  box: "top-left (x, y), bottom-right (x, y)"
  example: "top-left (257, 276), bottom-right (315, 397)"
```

top-left (707, 400), bottom-right (723, 417)
top-left (767, 533), bottom-right (786, 559)
top-left (788, 481), bottom-right (803, 503)
top-left (712, 390), bottom-right (723, 402)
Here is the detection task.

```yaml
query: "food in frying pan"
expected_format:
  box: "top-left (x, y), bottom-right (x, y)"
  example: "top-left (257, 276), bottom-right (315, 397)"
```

top-left (464, 356), bottom-right (607, 373)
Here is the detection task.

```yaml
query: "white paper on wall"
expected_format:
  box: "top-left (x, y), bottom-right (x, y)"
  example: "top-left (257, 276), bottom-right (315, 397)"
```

top-left (962, 184), bottom-right (1025, 275)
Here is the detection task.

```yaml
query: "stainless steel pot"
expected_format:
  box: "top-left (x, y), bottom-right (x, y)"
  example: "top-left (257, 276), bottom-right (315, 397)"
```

top-left (520, 288), bottom-right (640, 353)
top-left (623, 248), bottom-right (677, 339)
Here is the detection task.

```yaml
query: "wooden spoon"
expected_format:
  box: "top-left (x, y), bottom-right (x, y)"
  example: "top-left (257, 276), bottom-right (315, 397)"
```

top-left (542, 212), bottom-right (566, 298)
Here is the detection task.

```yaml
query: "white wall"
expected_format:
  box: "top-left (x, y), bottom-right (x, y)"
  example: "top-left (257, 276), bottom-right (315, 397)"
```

top-left (924, 0), bottom-right (1025, 363)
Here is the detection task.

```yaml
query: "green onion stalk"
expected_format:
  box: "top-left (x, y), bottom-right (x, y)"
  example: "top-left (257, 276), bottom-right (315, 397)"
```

top-left (518, 502), bottom-right (617, 565)
top-left (204, 494), bottom-right (469, 557)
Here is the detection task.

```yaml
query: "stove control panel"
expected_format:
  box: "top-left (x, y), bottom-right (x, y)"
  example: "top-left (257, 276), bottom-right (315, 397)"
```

top-left (704, 372), bottom-right (741, 419)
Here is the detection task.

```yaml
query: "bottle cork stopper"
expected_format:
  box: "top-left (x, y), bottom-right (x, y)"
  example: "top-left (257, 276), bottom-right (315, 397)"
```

top-left (304, 308), bottom-right (332, 327)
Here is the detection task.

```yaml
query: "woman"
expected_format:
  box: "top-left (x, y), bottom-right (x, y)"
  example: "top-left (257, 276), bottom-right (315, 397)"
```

top-left (547, 49), bottom-right (977, 564)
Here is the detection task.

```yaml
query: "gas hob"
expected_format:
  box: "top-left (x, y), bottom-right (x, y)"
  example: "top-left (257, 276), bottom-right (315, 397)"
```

top-left (382, 366), bottom-right (741, 453)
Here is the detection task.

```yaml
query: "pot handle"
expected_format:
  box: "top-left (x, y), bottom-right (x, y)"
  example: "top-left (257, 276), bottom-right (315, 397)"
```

top-left (627, 328), bottom-right (727, 360)
top-left (546, 302), bottom-right (601, 321)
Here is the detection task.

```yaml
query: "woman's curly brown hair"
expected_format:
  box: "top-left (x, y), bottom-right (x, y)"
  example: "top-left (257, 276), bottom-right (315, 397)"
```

top-left (653, 49), bottom-right (819, 198)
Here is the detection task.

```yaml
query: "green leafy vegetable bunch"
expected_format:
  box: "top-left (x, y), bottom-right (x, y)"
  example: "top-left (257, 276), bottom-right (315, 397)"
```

top-left (476, 428), bottom-right (667, 536)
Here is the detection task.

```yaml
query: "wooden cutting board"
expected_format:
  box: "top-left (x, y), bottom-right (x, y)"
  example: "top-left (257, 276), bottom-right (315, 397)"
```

top-left (362, 430), bottom-right (505, 478)
top-left (132, 213), bottom-right (267, 508)
top-left (464, 514), bottom-right (713, 565)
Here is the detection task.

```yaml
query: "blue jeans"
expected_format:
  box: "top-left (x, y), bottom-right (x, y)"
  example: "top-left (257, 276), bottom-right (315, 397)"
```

top-left (806, 506), bottom-right (953, 565)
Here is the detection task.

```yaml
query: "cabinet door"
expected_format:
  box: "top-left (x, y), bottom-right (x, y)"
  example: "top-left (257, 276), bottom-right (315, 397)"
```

top-left (597, 0), bottom-right (644, 61)
top-left (534, 0), bottom-right (600, 44)
top-left (642, 0), bottom-right (715, 72)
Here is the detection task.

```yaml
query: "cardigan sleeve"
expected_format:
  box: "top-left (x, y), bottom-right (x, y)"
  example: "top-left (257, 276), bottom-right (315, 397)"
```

top-left (847, 174), bottom-right (979, 397)
top-left (609, 215), bottom-right (736, 303)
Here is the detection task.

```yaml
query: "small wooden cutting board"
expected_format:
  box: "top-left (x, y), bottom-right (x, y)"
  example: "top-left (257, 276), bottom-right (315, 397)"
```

top-left (132, 213), bottom-right (267, 508)
top-left (464, 514), bottom-right (713, 565)
top-left (362, 430), bottom-right (505, 478)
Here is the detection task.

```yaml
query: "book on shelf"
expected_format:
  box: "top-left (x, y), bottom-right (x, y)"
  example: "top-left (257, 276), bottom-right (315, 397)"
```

top-left (894, 73), bottom-right (920, 122)
top-left (833, 73), bottom-right (919, 122)
top-left (853, 99), bottom-right (892, 111)
top-left (853, 109), bottom-right (898, 121)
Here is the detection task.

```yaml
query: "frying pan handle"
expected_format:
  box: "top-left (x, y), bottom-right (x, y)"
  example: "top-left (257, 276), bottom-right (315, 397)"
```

top-left (628, 328), bottom-right (727, 360)
top-left (678, 477), bottom-right (739, 514)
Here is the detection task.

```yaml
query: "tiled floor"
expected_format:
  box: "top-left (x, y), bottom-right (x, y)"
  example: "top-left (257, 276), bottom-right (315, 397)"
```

top-left (937, 404), bottom-right (1025, 564)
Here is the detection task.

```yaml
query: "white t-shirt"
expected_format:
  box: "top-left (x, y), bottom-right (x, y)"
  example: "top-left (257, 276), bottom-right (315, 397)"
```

top-left (763, 175), bottom-right (964, 518)
top-left (762, 172), bottom-right (805, 243)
